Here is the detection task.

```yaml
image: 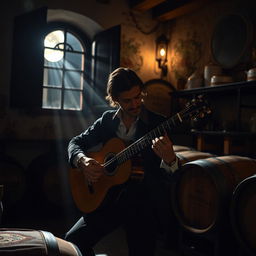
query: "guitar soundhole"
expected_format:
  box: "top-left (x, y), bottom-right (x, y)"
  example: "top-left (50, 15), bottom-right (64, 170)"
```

top-left (104, 153), bottom-right (118, 176)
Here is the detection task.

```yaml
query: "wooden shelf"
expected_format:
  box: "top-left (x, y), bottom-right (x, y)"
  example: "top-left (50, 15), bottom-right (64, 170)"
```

top-left (192, 131), bottom-right (255, 155)
top-left (172, 81), bottom-right (256, 157)
top-left (172, 80), bottom-right (256, 132)
top-left (172, 80), bottom-right (256, 97)
top-left (190, 130), bottom-right (256, 137)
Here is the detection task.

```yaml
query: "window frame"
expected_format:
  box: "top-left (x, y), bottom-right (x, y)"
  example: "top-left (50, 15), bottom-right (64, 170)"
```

top-left (10, 8), bottom-right (120, 117)
top-left (41, 22), bottom-right (92, 115)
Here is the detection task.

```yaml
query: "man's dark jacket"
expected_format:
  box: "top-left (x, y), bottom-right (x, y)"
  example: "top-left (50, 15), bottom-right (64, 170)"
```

top-left (68, 107), bottom-right (175, 232)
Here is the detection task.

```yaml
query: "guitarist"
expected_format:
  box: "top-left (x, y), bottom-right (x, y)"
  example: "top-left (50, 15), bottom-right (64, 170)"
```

top-left (65, 67), bottom-right (180, 256)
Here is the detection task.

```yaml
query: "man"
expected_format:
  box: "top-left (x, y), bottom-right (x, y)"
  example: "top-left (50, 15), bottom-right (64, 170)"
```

top-left (65, 67), bottom-right (179, 256)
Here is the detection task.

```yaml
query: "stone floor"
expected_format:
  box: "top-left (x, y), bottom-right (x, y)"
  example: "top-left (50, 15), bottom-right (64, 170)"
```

top-left (1, 210), bottom-right (181, 256)
top-left (94, 226), bottom-right (181, 256)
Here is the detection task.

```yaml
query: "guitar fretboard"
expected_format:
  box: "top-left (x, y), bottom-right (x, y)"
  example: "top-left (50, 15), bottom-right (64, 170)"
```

top-left (103, 103), bottom-right (196, 169)
top-left (116, 114), bottom-right (179, 165)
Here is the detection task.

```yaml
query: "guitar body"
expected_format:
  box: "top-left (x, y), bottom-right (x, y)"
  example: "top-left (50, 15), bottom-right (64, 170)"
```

top-left (69, 96), bottom-right (211, 213)
top-left (69, 138), bottom-right (132, 213)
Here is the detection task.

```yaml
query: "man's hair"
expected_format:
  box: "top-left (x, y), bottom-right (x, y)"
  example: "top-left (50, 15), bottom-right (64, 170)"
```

top-left (106, 67), bottom-right (143, 107)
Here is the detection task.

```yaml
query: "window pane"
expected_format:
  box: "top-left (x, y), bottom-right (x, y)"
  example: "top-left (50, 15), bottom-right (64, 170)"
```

top-left (66, 32), bottom-right (83, 52)
top-left (63, 90), bottom-right (82, 110)
top-left (65, 52), bottom-right (84, 70)
top-left (42, 88), bottom-right (61, 109)
top-left (44, 30), bottom-right (65, 64)
top-left (42, 29), bottom-right (86, 111)
top-left (44, 30), bottom-right (64, 47)
top-left (44, 49), bottom-right (64, 68)
top-left (43, 68), bottom-right (62, 88)
top-left (64, 71), bottom-right (83, 89)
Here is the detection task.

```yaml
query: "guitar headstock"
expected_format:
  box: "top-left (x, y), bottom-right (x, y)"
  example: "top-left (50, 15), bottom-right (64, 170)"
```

top-left (184, 95), bottom-right (212, 122)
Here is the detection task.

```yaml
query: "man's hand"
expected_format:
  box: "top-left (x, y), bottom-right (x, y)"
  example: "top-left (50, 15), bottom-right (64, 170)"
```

top-left (152, 134), bottom-right (176, 165)
top-left (77, 156), bottom-right (104, 183)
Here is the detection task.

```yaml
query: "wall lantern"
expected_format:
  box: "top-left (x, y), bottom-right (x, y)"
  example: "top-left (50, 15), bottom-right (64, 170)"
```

top-left (155, 34), bottom-right (169, 77)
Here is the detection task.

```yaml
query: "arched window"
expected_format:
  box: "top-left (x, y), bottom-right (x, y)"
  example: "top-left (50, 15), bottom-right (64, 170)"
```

top-left (42, 28), bottom-right (86, 111)
top-left (10, 8), bottom-right (120, 115)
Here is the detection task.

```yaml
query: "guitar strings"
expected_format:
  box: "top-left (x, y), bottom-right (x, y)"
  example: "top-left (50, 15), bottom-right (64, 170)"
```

top-left (103, 104), bottom-right (195, 167)
top-left (103, 102), bottom-right (198, 167)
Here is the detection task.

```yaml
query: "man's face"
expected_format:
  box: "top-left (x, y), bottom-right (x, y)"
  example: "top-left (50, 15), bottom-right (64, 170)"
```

top-left (116, 85), bottom-right (143, 118)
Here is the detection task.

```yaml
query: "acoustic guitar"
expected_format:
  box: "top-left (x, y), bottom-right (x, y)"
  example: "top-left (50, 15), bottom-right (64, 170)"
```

top-left (69, 96), bottom-right (211, 213)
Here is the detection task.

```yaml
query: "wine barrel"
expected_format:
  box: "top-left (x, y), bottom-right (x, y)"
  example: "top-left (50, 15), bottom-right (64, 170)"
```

top-left (0, 228), bottom-right (82, 256)
top-left (231, 174), bottom-right (256, 256)
top-left (173, 145), bottom-right (196, 152)
top-left (172, 155), bottom-right (256, 234)
top-left (0, 155), bottom-right (26, 210)
top-left (176, 150), bottom-right (216, 165)
top-left (26, 151), bottom-right (74, 216)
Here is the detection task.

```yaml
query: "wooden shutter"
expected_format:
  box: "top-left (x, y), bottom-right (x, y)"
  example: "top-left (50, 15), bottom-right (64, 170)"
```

top-left (9, 7), bottom-right (47, 110)
top-left (90, 25), bottom-right (120, 113)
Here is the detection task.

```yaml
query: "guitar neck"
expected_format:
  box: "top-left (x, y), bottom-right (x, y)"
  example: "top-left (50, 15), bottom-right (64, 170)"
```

top-left (104, 112), bottom-right (183, 168)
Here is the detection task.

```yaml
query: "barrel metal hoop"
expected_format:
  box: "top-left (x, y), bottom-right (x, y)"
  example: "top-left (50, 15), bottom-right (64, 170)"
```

top-left (40, 230), bottom-right (60, 256)
top-left (176, 152), bottom-right (186, 161)
top-left (212, 156), bottom-right (237, 187)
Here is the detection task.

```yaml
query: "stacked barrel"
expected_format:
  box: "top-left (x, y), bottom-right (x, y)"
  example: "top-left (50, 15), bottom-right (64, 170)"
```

top-left (230, 174), bottom-right (256, 256)
top-left (0, 154), bottom-right (27, 222)
top-left (171, 146), bottom-right (256, 256)
top-left (0, 150), bottom-right (77, 225)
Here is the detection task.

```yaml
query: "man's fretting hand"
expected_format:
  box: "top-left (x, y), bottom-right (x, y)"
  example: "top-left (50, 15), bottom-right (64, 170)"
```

top-left (151, 134), bottom-right (176, 165)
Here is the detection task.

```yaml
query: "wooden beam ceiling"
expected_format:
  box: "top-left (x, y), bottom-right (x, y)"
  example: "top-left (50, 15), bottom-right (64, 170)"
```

top-left (130, 0), bottom-right (166, 12)
top-left (130, 0), bottom-right (212, 21)
top-left (153, 0), bottom-right (210, 21)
